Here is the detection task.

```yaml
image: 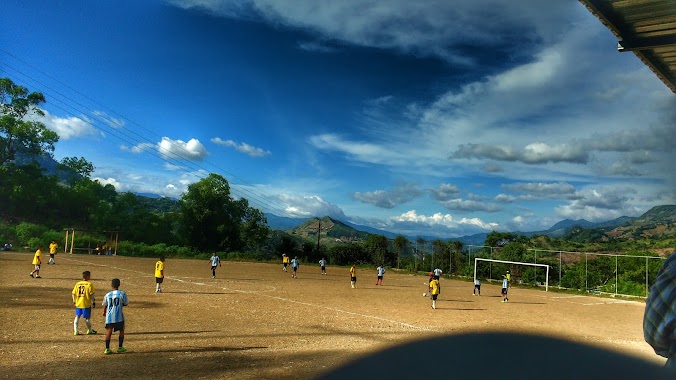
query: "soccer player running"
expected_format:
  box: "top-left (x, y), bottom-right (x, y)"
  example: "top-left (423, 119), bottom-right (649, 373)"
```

top-left (290, 256), bottom-right (299, 278)
top-left (29, 246), bottom-right (43, 278)
top-left (48, 240), bottom-right (58, 265)
top-left (319, 257), bottom-right (327, 275)
top-left (375, 264), bottom-right (385, 285)
top-left (210, 251), bottom-right (221, 278)
top-left (350, 264), bottom-right (357, 288)
top-left (429, 276), bottom-right (440, 309)
top-left (155, 256), bottom-right (165, 293)
top-left (501, 275), bottom-right (509, 303)
top-left (102, 278), bottom-right (129, 354)
top-left (72, 271), bottom-right (97, 335)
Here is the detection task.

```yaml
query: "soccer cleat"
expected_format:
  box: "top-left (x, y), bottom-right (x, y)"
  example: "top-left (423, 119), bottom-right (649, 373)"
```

top-left (87, 329), bottom-right (97, 335)
top-left (117, 347), bottom-right (127, 353)
top-left (29, 273), bottom-right (34, 277)
top-left (74, 331), bottom-right (80, 336)
top-left (104, 349), bottom-right (113, 355)
top-left (35, 276), bottom-right (41, 278)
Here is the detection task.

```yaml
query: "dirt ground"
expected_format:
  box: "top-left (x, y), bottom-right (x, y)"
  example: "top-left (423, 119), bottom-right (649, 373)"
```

top-left (0, 252), bottom-right (664, 379)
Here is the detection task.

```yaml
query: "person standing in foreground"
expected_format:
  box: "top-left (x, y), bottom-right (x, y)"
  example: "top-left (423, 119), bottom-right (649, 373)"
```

top-left (644, 253), bottom-right (676, 369)
top-left (319, 257), bottom-right (327, 275)
top-left (29, 246), bottom-right (43, 278)
top-left (473, 278), bottom-right (481, 296)
top-left (155, 256), bottom-right (165, 293)
top-left (350, 264), bottom-right (357, 288)
top-left (291, 256), bottom-right (299, 278)
top-left (375, 265), bottom-right (385, 285)
top-left (282, 254), bottom-right (290, 272)
top-left (72, 270), bottom-right (97, 335)
top-left (501, 275), bottom-right (509, 303)
top-left (429, 277), bottom-right (440, 309)
top-left (48, 240), bottom-right (58, 265)
top-left (102, 278), bottom-right (128, 354)
top-left (210, 251), bottom-right (221, 278)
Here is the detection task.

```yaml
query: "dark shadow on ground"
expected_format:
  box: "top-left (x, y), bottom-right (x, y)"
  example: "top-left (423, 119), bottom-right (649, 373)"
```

top-left (128, 330), bottom-right (220, 335)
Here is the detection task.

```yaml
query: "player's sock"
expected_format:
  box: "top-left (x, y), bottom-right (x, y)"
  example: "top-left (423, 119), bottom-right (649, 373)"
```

top-left (85, 319), bottom-right (92, 330)
top-left (105, 340), bottom-right (110, 349)
top-left (74, 317), bottom-right (79, 332)
top-left (119, 336), bottom-right (124, 348)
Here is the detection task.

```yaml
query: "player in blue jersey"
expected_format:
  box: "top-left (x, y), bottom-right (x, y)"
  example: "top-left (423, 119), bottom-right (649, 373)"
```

top-left (210, 251), bottom-right (221, 278)
top-left (102, 278), bottom-right (129, 354)
top-left (290, 256), bottom-right (299, 278)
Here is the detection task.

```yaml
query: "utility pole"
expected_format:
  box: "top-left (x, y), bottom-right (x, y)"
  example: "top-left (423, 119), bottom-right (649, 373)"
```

top-left (316, 219), bottom-right (321, 256)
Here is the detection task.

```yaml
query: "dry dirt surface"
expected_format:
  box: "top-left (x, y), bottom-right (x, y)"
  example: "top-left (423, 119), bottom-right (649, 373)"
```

top-left (0, 252), bottom-right (664, 379)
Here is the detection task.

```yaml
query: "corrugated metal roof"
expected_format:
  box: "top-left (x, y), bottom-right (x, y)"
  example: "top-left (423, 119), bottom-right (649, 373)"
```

top-left (580, 0), bottom-right (676, 93)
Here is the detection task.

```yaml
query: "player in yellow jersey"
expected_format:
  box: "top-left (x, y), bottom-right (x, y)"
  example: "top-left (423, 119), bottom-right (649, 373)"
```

top-left (429, 278), bottom-right (440, 309)
top-left (29, 246), bottom-right (43, 278)
top-left (72, 271), bottom-right (97, 335)
top-left (282, 254), bottom-right (290, 272)
top-left (155, 256), bottom-right (165, 293)
top-left (350, 264), bottom-right (357, 288)
top-left (48, 240), bottom-right (58, 265)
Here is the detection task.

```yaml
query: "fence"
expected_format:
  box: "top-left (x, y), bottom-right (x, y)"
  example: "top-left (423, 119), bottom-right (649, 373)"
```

top-left (465, 245), bottom-right (665, 298)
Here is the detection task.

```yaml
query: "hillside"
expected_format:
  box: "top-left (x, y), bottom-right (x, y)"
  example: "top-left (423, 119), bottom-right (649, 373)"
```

top-left (607, 205), bottom-right (676, 240)
top-left (288, 216), bottom-right (370, 243)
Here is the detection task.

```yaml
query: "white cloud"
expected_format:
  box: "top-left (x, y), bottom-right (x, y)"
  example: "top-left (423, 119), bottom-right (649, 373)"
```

top-left (93, 177), bottom-right (126, 192)
top-left (38, 109), bottom-right (99, 140)
top-left (452, 142), bottom-right (588, 164)
top-left (555, 187), bottom-right (642, 222)
top-left (391, 210), bottom-right (499, 231)
top-left (440, 199), bottom-right (502, 213)
top-left (211, 137), bottom-right (271, 157)
top-left (277, 194), bottom-right (346, 219)
top-left (430, 183), bottom-right (460, 201)
top-left (502, 182), bottom-right (577, 199)
top-left (158, 137), bottom-right (208, 161)
top-left (92, 110), bottom-right (125, 129)
top-left (126, 142), bottom-right (155, 154)
top-left (353, 184), bottom-right (421, 209)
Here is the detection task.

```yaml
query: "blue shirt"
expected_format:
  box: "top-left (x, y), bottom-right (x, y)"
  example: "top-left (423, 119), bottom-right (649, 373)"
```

top-left (319, 259), bottom-right (326, 267)
top-left (291, 258), bottom-right (298, 268)
top-left (377, 266), bottom-right (385, 276)
top-left (644, 254), bottom-right (676, 366)
top-left (502, 278), bottom-right (508, 289)
top-left (210, 255), bottom-right (220, 266)
top-left (103, 289), bottom-right (128, 324)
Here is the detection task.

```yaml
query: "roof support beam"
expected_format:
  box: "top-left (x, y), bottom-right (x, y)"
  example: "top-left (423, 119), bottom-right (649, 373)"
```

top-left (618, 35), bottom-right (676, 52)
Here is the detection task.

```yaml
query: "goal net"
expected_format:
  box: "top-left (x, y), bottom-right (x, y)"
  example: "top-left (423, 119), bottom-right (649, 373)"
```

top-left (474, 258), bottom-right (550, 292)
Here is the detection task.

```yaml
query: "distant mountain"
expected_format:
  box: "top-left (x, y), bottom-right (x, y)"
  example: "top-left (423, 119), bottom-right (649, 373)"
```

top-left (607, 205), bottom-right (676, 240)
top-left (265, 214), bottom-right (306, 231)
top-left (343, 221), bottom-right (397, 239)
top-left (289, 216), bottom-right (370, 243)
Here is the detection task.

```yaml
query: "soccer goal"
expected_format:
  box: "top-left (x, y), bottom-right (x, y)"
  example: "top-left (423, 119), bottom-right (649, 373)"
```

top-left (474, 258), bottom-right (550, 292)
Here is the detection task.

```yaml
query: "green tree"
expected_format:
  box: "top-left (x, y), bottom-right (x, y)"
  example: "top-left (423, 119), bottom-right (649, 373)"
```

top-left (58, 156), bottom-right (94, 183)
top-left (0, 78), bottom-right (59, 166)
top-left (240, 206), bottom-right (269, 252)
top-left (393, 235), bottom-right (409, 269)
top-left (365, 234), bottom-right (388, 266)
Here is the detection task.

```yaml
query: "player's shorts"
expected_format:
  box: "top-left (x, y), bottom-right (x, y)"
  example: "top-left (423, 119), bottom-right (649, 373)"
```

top-left (105, 321), bottom-right (125, 332)
top-left (283, 263), bottom-right (288, 267)
top-left (431, 294), bottom-right (438, 300)
top-left (49, 254), bottom-right (55, 258)
top-left (156, 277), bottom-right (164, 284)
top-left (75, 307), bottom-right (92, 318)
top-left (292, 266), bottom-right (298, 271)
top-left (321, 266), bottom-right (326, 271)
top-left (377, 275), bottom-right (383, 280)
top-left (34, 264), bottom-right (41, 270)
top-left (501, 288), bottom-right (508, 295)
top-left (433, 275), bottom-right (440, 280)
top-left (351, 276), bottom-right (356, 282)
top-left (474, 284), bottom-right (481, 290)
top-left (211, 265), bottom-right (217, 270)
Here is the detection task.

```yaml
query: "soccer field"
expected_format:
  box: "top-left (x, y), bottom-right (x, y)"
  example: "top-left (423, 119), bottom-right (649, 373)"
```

top-left (0, 252), bottom-right (663, 379)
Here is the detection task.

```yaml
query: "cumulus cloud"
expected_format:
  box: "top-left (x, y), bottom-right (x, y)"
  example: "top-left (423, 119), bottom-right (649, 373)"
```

top-left (158, 137), bottom-right (208, 161)
top-left (211, 137), bottom-right (271, 157)
top-left (390, 210), bottom-right (500, 232)
top-left (277, 194), bottom-right (347, 219)
top-left (353, 184), bottom-right (422, 209)
top-left (308, 133), bottom-right (399, 164)
top-left (555, 187), bottom-right (642, 221)
top-left (38, 109), bottom-right (99, 140)
top-left (440, 199), bottom-right (501, 213)
top-left (502, 182), bottom-right (577, 199)
top-left (452, 142), bottom-right (588, 164)
top-left (93, 177), bottom-right (126, 192)
top-left (429, 183), bottom-right (461, 201)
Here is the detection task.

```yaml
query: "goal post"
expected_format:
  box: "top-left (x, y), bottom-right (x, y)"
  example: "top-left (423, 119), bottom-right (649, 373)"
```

top-left (474, 258), bottom-right (550, 292)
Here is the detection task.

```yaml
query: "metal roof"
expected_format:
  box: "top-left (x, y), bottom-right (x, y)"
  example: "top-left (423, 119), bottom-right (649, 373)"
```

top-left (580, 0), bottom-right (676, 93)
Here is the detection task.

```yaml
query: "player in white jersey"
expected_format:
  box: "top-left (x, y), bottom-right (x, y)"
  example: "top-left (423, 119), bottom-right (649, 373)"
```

top-left (102, 278), bottom-right (129, 354)
top-left (473, 278), bottom-right (481, 296)
top-left (210, 251), bottom-right (221, 278)
top-left (319, 258), bottom-right (327, 275)
top-left (375, 265), bottom-right (385, 285)
top-left (433, 267), bottom-right (443, 280)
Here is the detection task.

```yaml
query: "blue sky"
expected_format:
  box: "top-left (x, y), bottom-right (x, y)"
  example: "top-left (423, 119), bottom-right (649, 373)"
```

top-left (2, 1), bottom-right (675, 237)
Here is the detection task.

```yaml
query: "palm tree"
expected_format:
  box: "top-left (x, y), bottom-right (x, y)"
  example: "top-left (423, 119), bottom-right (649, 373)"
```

top-left (450, 240), bottom-right (463, 275)
top-left (416, 237), bottom-right (426, 272)
top-left (393, 235), bottom-right (409, 269)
